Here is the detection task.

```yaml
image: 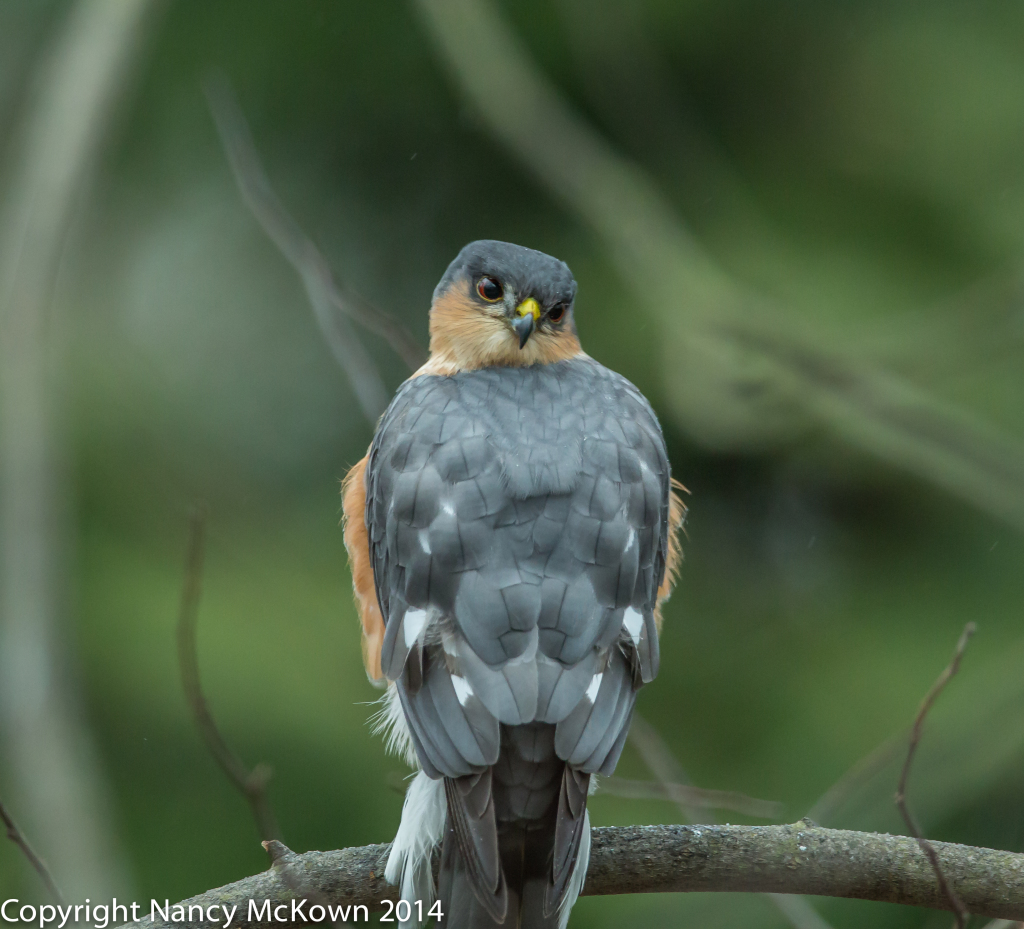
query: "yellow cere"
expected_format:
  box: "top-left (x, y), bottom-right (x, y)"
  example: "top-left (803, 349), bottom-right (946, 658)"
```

top-left (516, 297), bottom-right (541, 320)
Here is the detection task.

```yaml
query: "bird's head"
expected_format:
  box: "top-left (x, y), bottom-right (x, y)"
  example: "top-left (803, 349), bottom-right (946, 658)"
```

top-left (428, 240), bottom-right (582, 370)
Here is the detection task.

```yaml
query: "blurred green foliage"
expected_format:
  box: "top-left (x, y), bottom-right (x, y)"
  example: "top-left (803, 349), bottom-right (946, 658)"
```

top-left (1, 1), bottom-right (1024, 927)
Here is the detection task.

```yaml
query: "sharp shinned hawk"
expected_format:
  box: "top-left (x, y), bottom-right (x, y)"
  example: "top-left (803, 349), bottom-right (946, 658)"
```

top-left (343, 240), bottom-right (684, 928)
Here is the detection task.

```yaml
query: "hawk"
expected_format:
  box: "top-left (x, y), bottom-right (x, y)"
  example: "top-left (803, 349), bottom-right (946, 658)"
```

top-left (342, 240), bottom-right (684, 928)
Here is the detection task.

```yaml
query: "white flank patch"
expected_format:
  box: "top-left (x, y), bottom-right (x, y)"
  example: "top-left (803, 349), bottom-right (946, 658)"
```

top-left (585, 672), bottom-right (603, 703)
top-left (451, 674), bottom-right (473, 706)
top-left (403, 609), bottom-right (428, 648)
top-left (369, 683), bottom-right (418, 769)
top-left (385, 771), bottom-right (447, 928)
top-left (623, 607), bottom-right (644, 647)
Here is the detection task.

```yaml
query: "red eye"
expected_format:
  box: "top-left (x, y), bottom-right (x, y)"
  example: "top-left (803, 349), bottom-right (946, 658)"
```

top-left (476, 276), bottom-right (503, 302)
top-left (548, 303), bottom-right (566, 323)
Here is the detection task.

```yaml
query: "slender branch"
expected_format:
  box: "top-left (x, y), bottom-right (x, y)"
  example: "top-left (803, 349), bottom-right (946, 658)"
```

top-left (176, 505), bottom-right (282, 842)
top-left (0, 796), bottom-right (65, 906)
top-left (204, 76), bottom-right (426, 426)
top-left (177, 508), bottom-right (354, 926)
top-left (629, 712), bottom-right (834, 929)
top-left (262, 841), bottom-right (347, 929)
top-left (806, 729), bottom-right (906, 826)
top-left (118, 823), bottom-right (1024, 928)
top-left (600, 776), bottom-right (782, 820)
top-left (895, 622), bottom-right (977, 928)
top-left (626, 711), bottom-right (703, 822)
top-left (764, 892), bottom-right (837, 929)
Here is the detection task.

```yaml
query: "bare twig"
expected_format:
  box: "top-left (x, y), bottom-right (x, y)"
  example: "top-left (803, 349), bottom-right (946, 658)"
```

top-left (554, 0), bottom-right (779, 254)
top-left (806, 729), bottom-right (907, 826)
top-left (895, 622), bottom-right (977, 929)
top-left (765, 891), bottom-right (837, 929)
top-left (261, 840), bottom-right (347, 929)
top-left (176, 510), bottom-right (348, 925)
top-left (627, 712), bottom-right (834, 929)
top-left (205, 76), bottom-right (427, 426)
top-left (600, 776), bottom-right (782, 820)
top-left (627, 711), bottom-right (703, 822)
top-left (0, 796), bottom-right (65, 906)
top-left (630, 713), bottom-right (836, 929)
top-left (118, 823), bottom-right (1024, 928)
top-left (176, 504), bottom-right (282, 842)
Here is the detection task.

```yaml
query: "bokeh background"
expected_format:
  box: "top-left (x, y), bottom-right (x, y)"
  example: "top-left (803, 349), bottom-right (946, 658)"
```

top-left (2, 1), bottom-right (1024, 927)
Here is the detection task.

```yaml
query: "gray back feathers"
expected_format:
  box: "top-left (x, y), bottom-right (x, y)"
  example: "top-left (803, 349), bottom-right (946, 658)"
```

top-left (366, 356), bottom-right (669, 779)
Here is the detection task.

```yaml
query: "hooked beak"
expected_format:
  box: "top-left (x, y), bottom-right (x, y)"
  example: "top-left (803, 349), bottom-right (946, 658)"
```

top-left (512, 297), bottom-right (541, 349)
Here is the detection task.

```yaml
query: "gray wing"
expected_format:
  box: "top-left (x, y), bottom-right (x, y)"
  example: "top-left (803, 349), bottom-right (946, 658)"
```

top-left (365, 358), bottom-right (672, 779)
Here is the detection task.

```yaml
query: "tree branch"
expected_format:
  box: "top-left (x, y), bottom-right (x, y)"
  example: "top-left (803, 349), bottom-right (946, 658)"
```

top-left (806, 729), bottom-right (906, 826)
top-left (176, 508), bottom-right (349, 927)
top-left (896, 621), bottom-right (977, 928)
top-left (599, 776), bottom-right (782, 820)
top-left (205, 76), bottom-right (427, 427)
top-left (176, 505), bottom-right (282, 843)
top-left (628, 711), bottom-right (835, 929)
top-left (120, 822), bottom-right (1024, 927)
top-left (0, 796), bottom-right (65, 906)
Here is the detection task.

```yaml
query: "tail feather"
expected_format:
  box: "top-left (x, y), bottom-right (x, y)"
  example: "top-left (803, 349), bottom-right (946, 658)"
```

top-left (442, 772), bottom-right (508, 923)
top-left (555, 812), bottom-right (590, 929)
top-left (523, 812), bottom-right (591, 929)
top-left (547, 768), bottom-right (590, 916)
top-left (439, 765), bottom-right (591, 928)
top-left (439, 820), bottom-right (508, 929)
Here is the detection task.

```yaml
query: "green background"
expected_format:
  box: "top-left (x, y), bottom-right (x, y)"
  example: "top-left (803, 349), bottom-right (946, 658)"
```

top-left (2, 1), bottom-right (1024, 927)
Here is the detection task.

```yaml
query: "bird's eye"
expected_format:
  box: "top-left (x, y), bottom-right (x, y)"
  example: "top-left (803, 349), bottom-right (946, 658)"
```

top-left (548, 303), bottom-right (567, 323)
top-left (476, 276), bottom-right (504, 302)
